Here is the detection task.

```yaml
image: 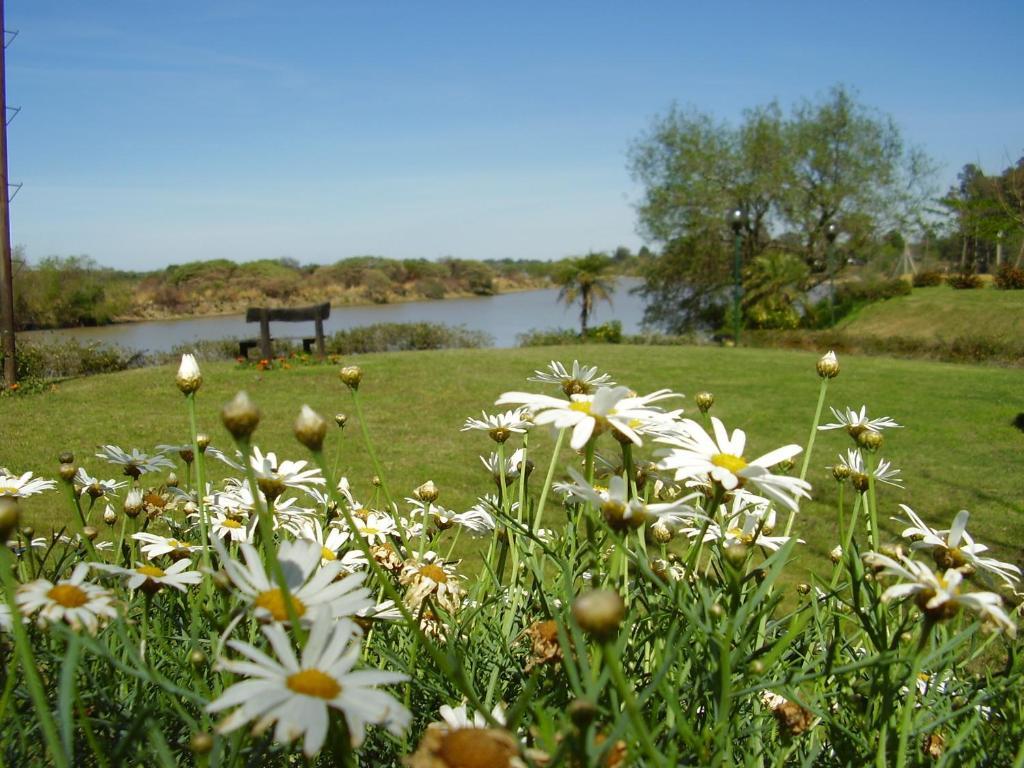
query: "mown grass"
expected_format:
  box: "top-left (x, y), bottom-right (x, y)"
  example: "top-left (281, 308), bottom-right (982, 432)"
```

top-left (2, 344), bottom-right (1022, 583)
top-left (839, 284), bottom-right (1024, 340)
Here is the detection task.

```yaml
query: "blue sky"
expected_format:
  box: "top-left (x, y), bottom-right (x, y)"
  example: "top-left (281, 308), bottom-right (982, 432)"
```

top-left (7, 1), bottom-right (1023, 270)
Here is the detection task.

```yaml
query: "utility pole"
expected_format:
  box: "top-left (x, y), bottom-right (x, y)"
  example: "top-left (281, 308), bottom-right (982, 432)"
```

top-left (0, 0), bottom-right (15, 388)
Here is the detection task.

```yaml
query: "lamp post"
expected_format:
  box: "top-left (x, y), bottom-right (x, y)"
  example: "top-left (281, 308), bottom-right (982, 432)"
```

top-left (729, 208), bottom-right (745, 344)
top-left (825, 223), bottom-right (838, 326)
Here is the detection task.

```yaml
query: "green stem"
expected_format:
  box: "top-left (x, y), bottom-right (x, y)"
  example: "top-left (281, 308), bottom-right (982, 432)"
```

top-left (350, 389), bottom-right (395, 512)
top-left (187, 394), bottom-right (212, 577)
top-left (895, 622), bottom-right (933, 768)
top-left (531, 428), bottom-right (566, 535)
top-left (787, 376), bottom-right (829, 538)
top-left (602, 640), bottom-right (663, 767)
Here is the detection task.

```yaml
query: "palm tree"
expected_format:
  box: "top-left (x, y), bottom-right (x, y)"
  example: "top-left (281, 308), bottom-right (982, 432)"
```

top-left (554, 252), bottom-right (616, 339)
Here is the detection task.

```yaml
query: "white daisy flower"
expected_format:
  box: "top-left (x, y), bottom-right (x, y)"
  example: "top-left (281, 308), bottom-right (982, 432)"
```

top-left (208, 446), bottom-right (325, 498)
top-left (480, 448), bottom-right (530, 484)
top-left (832, 449), bottom-right (903, 489)
top-left (399, 551), bottom-right (464, 613)
top-left (435, 701), bottom-right (506, 731)
top-left (73, 468), bottom-right (128, 499)
top-left (528, 360), bottom-right (615, 395)
top-left (95, 445), bottom-right (175, 477)
top-left (655, 417), bottom-right (810, 512)
top-left (345, 511), bottom-right (400, 546)
top-left (0, 604), bottom-right (11, 632)
top-left (564, 469), bottom-right (704, 532)
top-left (294, 520), bottom-right (367, 571)
top-left (207, 510), bottom-right (255, 543)
top-left (461, 408), bottom-right (532, 441)
top-left (16, 564), bottom-right (118, 634)
top-left (131, 532), bottom-right (202, 560)
top-left (496, 386), bottom-right (675, 451)
top-left (207, 609), bottom-right (410, 755)
top-left (686, 509), bottom-right (794, 552)
top-left (892, 506), bottom-right (1021, 587)
top-left (818, 405), bottom-right (902, 436)
top-left (0, 470), bottom-right (57, 498)
top-left (93, 559), bottom-right (203, 593)
top-left (863, 552), bottom-right (1016, 635)
top-left (216, 538), bottom-right (373, 624)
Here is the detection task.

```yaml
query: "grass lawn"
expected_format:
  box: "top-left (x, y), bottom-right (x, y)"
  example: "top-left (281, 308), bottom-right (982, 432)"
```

top-left (2, 344), bottom-right (1022, 582)
top-left (839, 284), bottom-right (1024, 341)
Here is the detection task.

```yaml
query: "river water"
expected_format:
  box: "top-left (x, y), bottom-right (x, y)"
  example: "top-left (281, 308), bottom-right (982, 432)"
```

top-left (20, 279), bottom-right (649, 353)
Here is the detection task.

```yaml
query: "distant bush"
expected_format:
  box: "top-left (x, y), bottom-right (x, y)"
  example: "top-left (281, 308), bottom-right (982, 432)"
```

top-left (326, 323), bottom-right (491, 354)
top-left (746, 329), bottom-right (1024, 366)
top-left (837, 277), bottom-right (913, 302)
top-left (414, 277), bottom-right (446, 300)
top-left (950, 272), bottom-right (983, 289)
top-left (2, 339), bottom-right (144, 383)
top-left (912, 270), bottom-right (944, 287)
top-left (518, 320), bottom-right (624, 347)
top-left (361, 269), bottom-right (394, 304)
top-left (994, 264), bottom-right (1024, 289)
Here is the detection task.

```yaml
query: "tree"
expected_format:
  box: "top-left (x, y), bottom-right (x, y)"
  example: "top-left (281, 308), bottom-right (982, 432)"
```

top-left (627, 86), bottom-right (936, 332)
top-left (554, 252), bottom-right (616, 338)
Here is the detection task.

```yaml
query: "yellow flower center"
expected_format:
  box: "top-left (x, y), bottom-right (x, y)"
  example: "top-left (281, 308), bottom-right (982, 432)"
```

top-left (420, 564), bottom-right (448, 583)
top-left (361, 526), bottom-right (380, 536)
top-left (136, 566), bottom-right (166, 578)
top-left (711, 453), bottom-right (748, 474)
top-left (254, 588), bottom-right (307, 621)
top-left (221, 519), bottom-right (242, 529)
top-left (0, 485), bottom-right (17, 495)
top-left (321, 546), bottom-right (337, 561)
top-left (47, 583), bottom-right (88, 608)
top-left (167, 539), bottom-right (181, 548)
top-left (569, 400), bottom-right (593, 415)
top-left (286, 668), bottom-right (341, 699)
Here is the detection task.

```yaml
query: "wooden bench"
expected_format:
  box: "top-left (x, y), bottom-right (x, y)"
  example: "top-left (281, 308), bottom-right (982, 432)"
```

top-left (239, 303), bottom-right (330, 360)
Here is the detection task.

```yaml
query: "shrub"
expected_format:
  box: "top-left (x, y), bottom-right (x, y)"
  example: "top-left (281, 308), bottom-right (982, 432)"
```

top-left (326, 322), bottom-right (491, 354)
top-left (912, 270), bottom-right (944, 287)
top-left (994, 264), bottom-right (1024, 289)
top-left (414, 277), bottom-right (446, 300)
top-left (1, 339), bottom-right (143, 381)
top-left (950, 272), bottom-right (982, 289)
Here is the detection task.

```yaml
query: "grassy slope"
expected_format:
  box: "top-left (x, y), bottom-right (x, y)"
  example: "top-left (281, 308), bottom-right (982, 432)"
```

top-left (839, 285), bottom-right (1024, 340)
top-left (2, 344), bottom-right (1022, 581)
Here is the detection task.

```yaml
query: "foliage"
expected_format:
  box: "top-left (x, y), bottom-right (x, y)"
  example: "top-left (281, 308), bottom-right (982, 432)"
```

top-left (950, 272), bottom-right (983, 290)
top-left (0, 355), bottom-right (1022, 765)
top-left (994, 264), bottom-right (1024, 289)
top-left (940, 157), bottom-right (1024, 272)
top-left (517, 320), bottom-right (623, 347)
top-left (912, 270), bottom-right (944, 288)
top-left (742, 250), bottom-right (809, 330)
top-left (326, 322), bottom-right (491, 354)
top-left (553, 252), bottom-right (617, 338)
top-left (628, 85), bottom-right (936, 332)
top-left (12, 255), bottom-right (133, 329)
top-left (1, 339), bottom-right (143, 382)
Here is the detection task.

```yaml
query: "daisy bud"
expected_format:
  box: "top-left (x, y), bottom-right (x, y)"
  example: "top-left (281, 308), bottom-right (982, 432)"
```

top-left (103, 507), bottom-right (117, 525)
top-left (922, 733), bottom-right (945, 760)
top-left (572, 589), bottom-right (625, 641)
top-left (176, 353), bottom-right (203, 395)
top-left (294, 405), bottom-right (329, 452)
top-left (0, 497), bottom-right (20, 541)
top-left (20, 526), bottom-right (34, 539)
top-left (568, 697), bottom-right (599, 729)
top-left (58, 451), bottom-right (75, 465)
top-left (166, 472), bottom-right (179, 488)
top-left (82, 525), bottom-right (99, 541)
top-left (221, 391), bottom-right (261, 441)
top-left (748, 660), bottom-right (765, 676)
top-left (709, 603), bottom-right (725, 620)
top-left (189, 732), bottom-right (214, 756)
top-left (851, 472), bottom-right (870, 493)
top-left (124, 488), bottom-right (144, 518)
top-left (339, 365), bottom-right (363, 390)
top-left (59, 462), bottom-right (77, 483)
top-left (695, 391), bottom-right (715, 413)
top-left (371, 474), bottom-right (382, 487)
top-left (189, 648), bottom-right (207, 667)
top-left (196, 433), bottom-right (211, 452)
top-left (212, 569), bottom-right (232, 593)
top-left (857, 430), bottom-right (883, 452)
top-left (832, 463), bottom-right (851, 482)
top-left (829, 545), bottom-right (843, 564)
top-left (796, 583), bottom-right (811, 595)
top-left (183, 501), bottom-right (198, 516)
top-left (334, 413), bottom-right (348, 428)
top-left (723, 541), bottom-right (749, 569)
top-left (415, 480), bottom-right (439, 503)
top-left (816, 350), bottom-right (840, 379)
top-left (649, 521), bottom-right (674, 544)
top-left (772, 699), bottom-right (814, 737)
top-left (178, 447), bottom-right (194, 464)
